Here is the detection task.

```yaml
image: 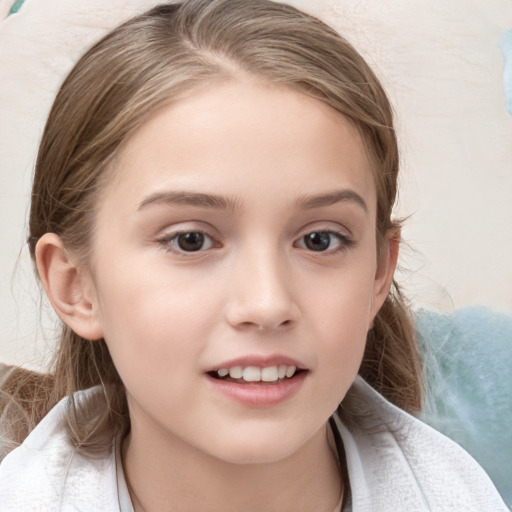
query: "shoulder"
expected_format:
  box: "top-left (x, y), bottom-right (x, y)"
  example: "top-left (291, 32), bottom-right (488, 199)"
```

top-left (0, 388), bottom-right (119, 511)
top-left (333, 376), bottom-right (508, 512)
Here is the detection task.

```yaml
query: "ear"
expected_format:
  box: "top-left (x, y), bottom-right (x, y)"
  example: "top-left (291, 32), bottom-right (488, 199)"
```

top-left (35, 233), bottom-right (104, 341)
top-left (370, 228), bottom-right (400, 321)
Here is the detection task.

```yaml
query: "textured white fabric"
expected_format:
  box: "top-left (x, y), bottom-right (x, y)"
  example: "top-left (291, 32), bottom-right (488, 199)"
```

top-left (0, 389), bottom-right (119, 511)
top-left (116, 437), bottom-right (135, 512)
top-left (0, 377), bottom-right (507, 511)
top-left (335, 378), bottom-right (508, 511)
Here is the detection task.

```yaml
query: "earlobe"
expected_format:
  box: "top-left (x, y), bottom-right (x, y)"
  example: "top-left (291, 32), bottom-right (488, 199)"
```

top-left (370, 229), bottom-right (400, 318)
top-left (35, 233), bottom-right (104, 341)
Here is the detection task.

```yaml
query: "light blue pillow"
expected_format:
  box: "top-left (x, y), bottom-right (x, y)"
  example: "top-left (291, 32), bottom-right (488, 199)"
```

top-left (417, 306), bottom-right (512, 507)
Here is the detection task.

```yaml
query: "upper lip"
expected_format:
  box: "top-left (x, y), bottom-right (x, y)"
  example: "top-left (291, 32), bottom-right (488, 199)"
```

top-left (205, 354), bottom-right (308, 373)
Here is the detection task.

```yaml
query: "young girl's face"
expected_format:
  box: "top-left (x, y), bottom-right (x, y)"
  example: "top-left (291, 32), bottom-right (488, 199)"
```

top-left (82, 81), bottom-right (394, 464)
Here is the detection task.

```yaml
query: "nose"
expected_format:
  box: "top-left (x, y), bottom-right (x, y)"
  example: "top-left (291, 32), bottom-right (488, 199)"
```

top-left (224, 246), bottom-right (300, 332)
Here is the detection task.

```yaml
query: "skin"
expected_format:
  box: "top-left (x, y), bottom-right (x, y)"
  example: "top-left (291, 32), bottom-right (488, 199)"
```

top-left (36, 81), bottom-right (398, 512)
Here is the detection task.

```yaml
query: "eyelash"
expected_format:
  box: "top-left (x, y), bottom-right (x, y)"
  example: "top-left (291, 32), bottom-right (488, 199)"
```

top-left (157, 230), bottom-right (218, 255)
top-left (294, 229), bottom-right (355, 254)
top-left (156, 229), bottom-right (355, 255)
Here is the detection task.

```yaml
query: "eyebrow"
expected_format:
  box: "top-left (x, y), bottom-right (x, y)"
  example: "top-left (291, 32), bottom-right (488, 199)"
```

top-left (137, 188), bottom-right (368, 214)
top-left (294, 189), bottom-right (368, 213)
top-left (138, 191), bottom-right (241, 213)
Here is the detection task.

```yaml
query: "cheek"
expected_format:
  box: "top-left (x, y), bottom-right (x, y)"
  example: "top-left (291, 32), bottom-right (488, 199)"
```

top-left (92, 262), bottom-right (220, 378)
top-left (305, 261), bottom-right (376, 390)
top-left (310, 257), bottom-right (377, 332)
top-left (94, 278), bottom-right (215, 425)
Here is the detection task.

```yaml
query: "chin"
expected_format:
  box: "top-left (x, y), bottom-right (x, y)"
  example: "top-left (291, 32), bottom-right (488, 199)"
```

top-left (204, 428), bottom-right (315, 466)
top-left (216, 447), bottom-right (296, 466)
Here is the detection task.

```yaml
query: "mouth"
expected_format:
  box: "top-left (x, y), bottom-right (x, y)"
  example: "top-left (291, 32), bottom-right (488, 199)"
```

top-left (205, 356), bottom-right (308, 406)
top-left (207, 365), bottom-right (306, 384)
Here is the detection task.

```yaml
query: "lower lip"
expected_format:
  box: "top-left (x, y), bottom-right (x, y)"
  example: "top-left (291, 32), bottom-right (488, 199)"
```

top-left (205, 372), bottom-right (307, 408)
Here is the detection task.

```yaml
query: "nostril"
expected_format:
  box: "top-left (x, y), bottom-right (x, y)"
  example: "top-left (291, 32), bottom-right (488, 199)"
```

top-left (255, 318), bottom-right (293, 331)
top-left (225, 296), bottom-right (299, 331)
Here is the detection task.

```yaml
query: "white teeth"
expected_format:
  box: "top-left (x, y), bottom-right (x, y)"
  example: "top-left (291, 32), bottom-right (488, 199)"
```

top-left (261, 366), bottom-right (279, 382)
top-left (242, 366), bottom-right (261, 382)
top-left (217, 365), bottom-right (298, 382)
top-left (285, 365), bottom-right (296, 378)
top-left (229, 366), bottom-right (243, 379)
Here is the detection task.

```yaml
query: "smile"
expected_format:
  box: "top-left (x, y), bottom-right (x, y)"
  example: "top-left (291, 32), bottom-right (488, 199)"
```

top-left (211, 365), bottom-right (299, 383)
top-left (205, 358), bottom-right (308, 407)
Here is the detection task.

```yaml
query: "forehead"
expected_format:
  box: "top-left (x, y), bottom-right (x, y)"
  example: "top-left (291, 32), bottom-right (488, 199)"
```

top-left (103, 81), bottom-right (376, 214)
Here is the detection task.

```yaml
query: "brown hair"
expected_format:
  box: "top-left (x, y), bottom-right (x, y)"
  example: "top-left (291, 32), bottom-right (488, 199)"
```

top-left (1, 0), bottom-right (422, 458)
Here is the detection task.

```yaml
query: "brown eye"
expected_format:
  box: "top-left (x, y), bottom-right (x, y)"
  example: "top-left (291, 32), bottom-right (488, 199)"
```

top-left (176, 232), bottom-right (207, 252)
top-left (157, 228), bottom-right (220, 255)
top-left (295, 230), bottom-right (354, 253)
top-left (303, 232), bottom-right (332, 251)
top-left (158, 231), bottom-right (217, 253)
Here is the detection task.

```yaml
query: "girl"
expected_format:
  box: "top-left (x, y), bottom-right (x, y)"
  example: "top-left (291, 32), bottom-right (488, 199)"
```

top-left (0, 0), bottom-right (507, 510)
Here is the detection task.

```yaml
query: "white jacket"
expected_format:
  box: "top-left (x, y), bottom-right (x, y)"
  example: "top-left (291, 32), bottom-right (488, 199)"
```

top-left (0, 376), bottom-right (507, 511)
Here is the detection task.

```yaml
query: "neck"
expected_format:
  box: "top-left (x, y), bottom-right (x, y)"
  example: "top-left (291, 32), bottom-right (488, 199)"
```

top-left (122, 421), bottom-right (342, 512)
